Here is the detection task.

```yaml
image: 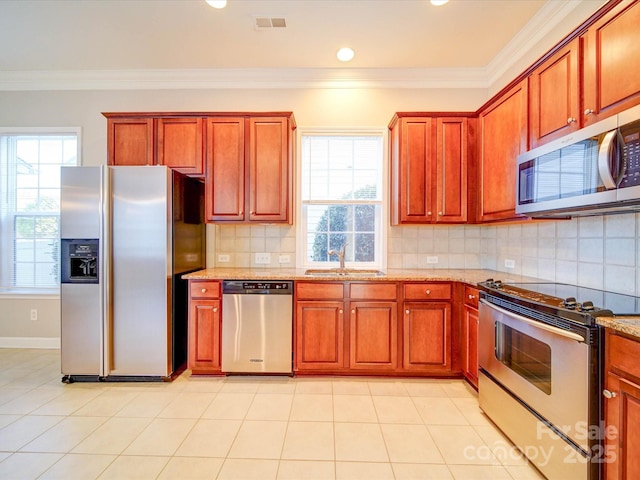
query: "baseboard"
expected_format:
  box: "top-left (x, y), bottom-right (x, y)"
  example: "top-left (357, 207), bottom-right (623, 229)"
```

top-left (0, 337), bottom-right (60, 349)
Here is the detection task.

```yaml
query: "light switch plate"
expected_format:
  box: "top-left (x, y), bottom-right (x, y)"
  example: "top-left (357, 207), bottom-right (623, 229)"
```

top-left (255, 252), bottom-right (271, 264)
top-left (505, 259), bottom-right (516, 269)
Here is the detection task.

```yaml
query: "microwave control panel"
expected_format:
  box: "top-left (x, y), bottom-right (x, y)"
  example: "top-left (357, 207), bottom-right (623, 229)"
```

top-left (620, 122), bottom-right (640, 189)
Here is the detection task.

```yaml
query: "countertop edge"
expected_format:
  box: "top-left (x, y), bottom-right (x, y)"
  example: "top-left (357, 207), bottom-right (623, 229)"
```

top-left (596, 316), bottom-right (640, 341)
top-left (182, 268), bottom-right (540, 286)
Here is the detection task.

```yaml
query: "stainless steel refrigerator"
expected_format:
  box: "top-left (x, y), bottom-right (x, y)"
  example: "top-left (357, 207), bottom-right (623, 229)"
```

top-left (60, 166), bottom-right (204, 382)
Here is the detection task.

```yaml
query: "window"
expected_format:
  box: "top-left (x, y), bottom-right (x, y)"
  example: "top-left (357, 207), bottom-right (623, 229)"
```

top-left (0, 130), bottom-right (79, 293)
top-left (300, 131), bottom-right (386, 269)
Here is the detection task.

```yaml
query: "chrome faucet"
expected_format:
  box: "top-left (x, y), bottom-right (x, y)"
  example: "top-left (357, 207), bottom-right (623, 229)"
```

top-left (328, 243), bottom-right (348, 270)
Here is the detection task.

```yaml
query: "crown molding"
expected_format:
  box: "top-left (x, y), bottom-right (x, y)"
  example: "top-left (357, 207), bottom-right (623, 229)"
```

top-left (0, 0), bottom-right (601, 92)
top-left (485, 0), bottom-right (598, 86)
top-left (0, 67), bottom-right (490, 91)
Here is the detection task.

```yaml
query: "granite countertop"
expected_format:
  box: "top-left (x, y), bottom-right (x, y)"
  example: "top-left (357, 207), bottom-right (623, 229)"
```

top-left (183, 267), bottom-right (540, 286)
top-left (596, 316), bottom-right (640, 340)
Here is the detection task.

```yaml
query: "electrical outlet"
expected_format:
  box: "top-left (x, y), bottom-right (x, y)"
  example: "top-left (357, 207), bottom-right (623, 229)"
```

top-left (278, 254), bottom-right (291, 264)
top-left (217, 254), bottom-right (230, 263)
top-left (504, 259), bottom-right (516, 269)
top-left (30, 309), bottom-right (38, 321)
top-left (255, 252), bottom-right (271, 264)
top-left (426, 256), bottom-right (439, 264)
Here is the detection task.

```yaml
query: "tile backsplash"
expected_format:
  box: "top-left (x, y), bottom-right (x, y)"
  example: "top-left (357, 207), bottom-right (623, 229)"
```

top-left (207, 213), bottom-right (639, 296)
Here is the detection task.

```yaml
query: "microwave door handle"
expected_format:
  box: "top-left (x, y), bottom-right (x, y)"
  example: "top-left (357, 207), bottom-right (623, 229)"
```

top-left (480, 299), bottom-right (585, 342)
top-left (598, 129), bottom-right (619, 189)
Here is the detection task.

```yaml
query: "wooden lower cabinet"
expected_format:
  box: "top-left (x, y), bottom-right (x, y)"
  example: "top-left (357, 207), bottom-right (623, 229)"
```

top-left (604, 330), bottom-right (640, 479)
top-left (350, 301), bottom-right (397, 370)
top-left (402, 302), bottom-right (451, 371)
top-left (188, 280), bottom-right (222, 374)
top-left (295, 301), bottom-right (345, 371)
top-left (462, 286), bottom-right (479, 387)
top-left (294, 281), bottom-right (399, 374)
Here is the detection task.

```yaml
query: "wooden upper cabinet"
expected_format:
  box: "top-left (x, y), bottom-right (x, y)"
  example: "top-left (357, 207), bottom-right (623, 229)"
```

top-left (205, 114), bottom-right (295, 224)
top-left (436, 117), bottom-right (469, 223)
top-left (390, 114), bottom-right (472, 225)
top-left (390, 116), bottom-right (435, 224)
top-left (107, 117), bottom-right (154, 166)
top-left (477, 79), bottom-right (528, 222)
top-left (528, 38), bottom-right (580, 148)
top-left (205, 117), bottom-right (245, 222)
top-left (248, 117), bottom-right (291, 223)
top-left (583, 0), bottom-right (640, 125)
top-left (157, 117), bottom-right (204, 175)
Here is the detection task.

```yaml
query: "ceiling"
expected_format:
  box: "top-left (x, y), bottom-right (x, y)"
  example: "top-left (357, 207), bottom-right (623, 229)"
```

top-left (0, 0), bottom-right (605, 90)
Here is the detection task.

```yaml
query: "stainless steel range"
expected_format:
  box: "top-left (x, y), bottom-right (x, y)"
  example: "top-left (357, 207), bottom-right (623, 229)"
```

top-left (477, 280), bottom-right (640, 480)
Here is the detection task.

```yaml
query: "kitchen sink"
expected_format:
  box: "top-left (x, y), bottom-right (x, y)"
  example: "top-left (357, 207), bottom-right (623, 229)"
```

top-left (304, 268), bottom-right (385, 277)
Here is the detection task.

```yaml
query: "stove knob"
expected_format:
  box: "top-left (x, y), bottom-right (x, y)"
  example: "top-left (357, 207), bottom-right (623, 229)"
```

top-left (581, 301), bottom-right (595, 312)
top-left (562, 297), bottom-right (578, 309)
top-left (493, 280), bottom-right (503, 289)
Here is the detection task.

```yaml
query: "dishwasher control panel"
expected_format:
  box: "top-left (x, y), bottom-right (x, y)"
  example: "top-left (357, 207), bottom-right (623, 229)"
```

top-left (222, 280), bottom-right (293, 295)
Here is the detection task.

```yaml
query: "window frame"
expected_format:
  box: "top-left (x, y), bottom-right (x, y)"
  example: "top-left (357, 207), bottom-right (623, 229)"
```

top-left (0, 127), bottom-right (81, 296)
top-left (296, 127), bottom-right (388, 270)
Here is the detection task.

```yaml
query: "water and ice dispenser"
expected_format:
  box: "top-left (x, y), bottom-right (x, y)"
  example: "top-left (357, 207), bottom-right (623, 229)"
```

top-left (61, 239), bottom-right (99, 284)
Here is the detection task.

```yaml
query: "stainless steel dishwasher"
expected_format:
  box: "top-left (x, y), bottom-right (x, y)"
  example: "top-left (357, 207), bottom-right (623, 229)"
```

top-left (221, 280), bottom-right (293, 374)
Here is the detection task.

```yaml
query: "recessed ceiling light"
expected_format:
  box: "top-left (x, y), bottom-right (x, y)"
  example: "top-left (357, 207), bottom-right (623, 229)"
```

top-left (337, 47), bottom-right (355, 62)
top-left (206, 0), bottom-right (227, 8)
top-left (431, 0), bottom-right (449, 5)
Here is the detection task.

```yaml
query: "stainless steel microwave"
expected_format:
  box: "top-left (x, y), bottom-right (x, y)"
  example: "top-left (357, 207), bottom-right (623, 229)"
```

top-left (516, 105), bottom-right (640, 218)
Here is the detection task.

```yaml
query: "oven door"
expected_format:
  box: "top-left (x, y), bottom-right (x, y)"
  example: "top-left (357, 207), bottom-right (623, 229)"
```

top-left (479, 299), bottom-right (590, 450)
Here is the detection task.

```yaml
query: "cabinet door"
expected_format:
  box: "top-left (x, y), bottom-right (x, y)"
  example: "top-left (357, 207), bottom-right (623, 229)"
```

top-left (205, 117), bottom-right (245, 221)
top-left (478, 79), bottom-right (528, 222)
top-left (463, 305), bottom-right (479, 388)
top-left (248, 117), bottom-right (291, 223)
top-left (436, 117), bottom-right (467, 223)
top-left (604, 372), bottom-right (640, 480)
top-left (394, 117), bottom-right (436, 224)
top-left (157, 118), bottom-right (204, 175)
top-left (107, 117), bottom-right (154, 166)
top-left (402, 302), bottom-right (451, 371)
top-left (188, 300), bottom-right (221, 374)
top-left (529, 38), bottom-right (580, 147)
top-left (349, 301), bottom-right (397, 370)
top-left (295, 301), bottom-right (345, 371)
top-left (583, 0), bottom-right (640, 125)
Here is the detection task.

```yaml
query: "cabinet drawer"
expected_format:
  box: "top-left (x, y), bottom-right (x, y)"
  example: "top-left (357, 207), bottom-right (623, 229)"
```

top-left (403, 283), bottom-right (451, 300)
top-left (608, 331), bottom-right (640, 378)
top-left (190, 281), bottom-right (221, 299)
top-left (349, 283), bottom-right (397, 300)
top-left (296, 282), bottom-right (344, 300)
top-left (464, 286), bottom-right (479, 308)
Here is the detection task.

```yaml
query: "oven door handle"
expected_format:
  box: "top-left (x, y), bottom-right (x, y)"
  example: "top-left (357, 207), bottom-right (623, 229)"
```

top-left (480, 299), bottom-right (585, 342)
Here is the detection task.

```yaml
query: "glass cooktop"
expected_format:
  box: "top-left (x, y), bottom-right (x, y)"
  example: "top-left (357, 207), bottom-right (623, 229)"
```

top-left (479, 280), bottom-right (640, 316)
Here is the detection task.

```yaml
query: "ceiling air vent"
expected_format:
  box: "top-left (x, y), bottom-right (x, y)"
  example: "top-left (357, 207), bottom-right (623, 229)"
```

top-left (253, 16), bottom-right (287, 30)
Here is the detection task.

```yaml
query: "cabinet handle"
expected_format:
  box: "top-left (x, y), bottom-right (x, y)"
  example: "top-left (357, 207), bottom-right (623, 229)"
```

top-left (427, 211), bottom-right (432, 216)
top-left (339, 309), bottom-right (343, 314)
top-left (584, 108), bottom-right (593, 116)
top-left (603, 389), bottom-right (617, 399)
top-left (468, 294), bottom-right (476, 300)
top-left (201, 288), bottom-right (207, 293)
top-left (567, 117), bottom-right (576, 124)
top-left (405, 309), bottom-right (410, 314)
top-left (425, 290), bottom-right (431, 295)
top-left (351, 309), bottom-right (355, 314)
top-left (213, 307), bottom-right (218, 313)
top-left (438, 212), bottom-right (443, 216)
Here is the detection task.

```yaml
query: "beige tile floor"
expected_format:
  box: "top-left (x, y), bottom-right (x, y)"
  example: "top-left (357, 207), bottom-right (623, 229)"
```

top-left (0, 349), bottom-right (546, 480)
